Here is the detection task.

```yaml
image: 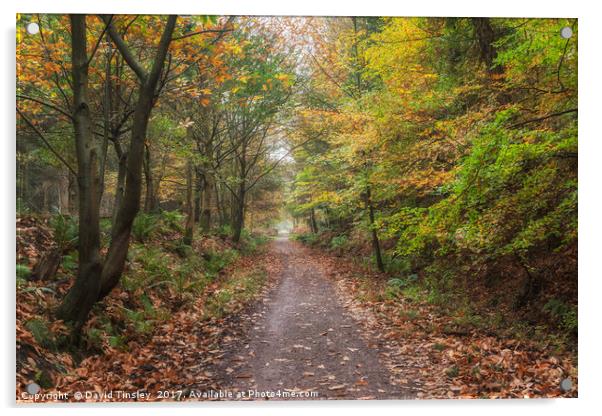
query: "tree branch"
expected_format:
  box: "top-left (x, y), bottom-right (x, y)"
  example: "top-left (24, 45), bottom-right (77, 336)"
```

top-left (510, 108), bottom-right (577, 128)
top-left (146, 15), bottom-right (178, 89)
top-left (16, 95), bottom-right (73, 120)
top-left (246, 135), bottom-right (318, 192)
top-left (86, 15), bottom-right (113, 67)
top-left (100, 14), bottom-right (148, 82)
top-left (171, 27), bottom-right (233, 41)
top-left (17, 107), bottom-right (77, 176)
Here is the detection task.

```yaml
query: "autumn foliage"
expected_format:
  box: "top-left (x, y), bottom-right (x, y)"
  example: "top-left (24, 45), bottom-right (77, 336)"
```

top-left (16, 15), bottom-right (577, 401)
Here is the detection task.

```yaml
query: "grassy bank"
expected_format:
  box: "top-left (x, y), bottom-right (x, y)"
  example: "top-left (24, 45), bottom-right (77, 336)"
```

top-left (292, 229), bottom-right (576, 356)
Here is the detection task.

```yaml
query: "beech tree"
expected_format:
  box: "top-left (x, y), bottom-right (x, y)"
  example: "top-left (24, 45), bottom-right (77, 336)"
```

top-left (56, 14), bottom-right (177, 331)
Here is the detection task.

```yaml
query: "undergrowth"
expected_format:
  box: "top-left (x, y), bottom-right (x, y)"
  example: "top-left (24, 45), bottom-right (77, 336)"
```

top-left (17, 212), bottom-right (272, 363)
top-left (294, 228), bottom-right (576, 354)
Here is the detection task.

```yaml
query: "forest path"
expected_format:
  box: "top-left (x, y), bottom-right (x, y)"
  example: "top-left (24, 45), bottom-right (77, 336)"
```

top-left (214, 235), bottom-right (412, 400)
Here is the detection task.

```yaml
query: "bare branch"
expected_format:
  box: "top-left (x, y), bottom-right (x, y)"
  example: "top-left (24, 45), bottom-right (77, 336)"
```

top-left (510, 108), bottom-right (577, 129)
top-left (17, 107), bottom-right (77, 176)
top-left (17, 94), bottom-right (73, 120)
top-left (171, 27), bottom-right (233, 42)
top-left (100, 14), bottom-right (148, 82)
top-left (86, 15), bottom-right (113, 67)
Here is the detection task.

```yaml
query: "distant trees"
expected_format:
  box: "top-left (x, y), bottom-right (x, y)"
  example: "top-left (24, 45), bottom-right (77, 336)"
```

top-left (182, 26), bottom-right (297, 242)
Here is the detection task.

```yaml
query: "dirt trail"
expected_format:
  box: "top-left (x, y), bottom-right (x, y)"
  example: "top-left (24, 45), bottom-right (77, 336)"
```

top-left (215, 235), bottom-right (412, 400)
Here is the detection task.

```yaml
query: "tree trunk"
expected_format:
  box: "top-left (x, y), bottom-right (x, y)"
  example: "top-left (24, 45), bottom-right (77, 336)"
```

top-left (30, 248), bottom-right (62, 282)
top-left (364, 185), bottom-right (384, 272)
top-left (99, 30), bottom-right (111, 204)
top-left (99, 15), bottom-right (177, 299)
top-left (200, 171), bottom-right (213, 232)
top-left (113, 145), bottom-right (127, 224)
top-left (309, 207), bottom-right (318, 233)
top-left (232, 185), bottom-right (245, 243)
top-left (193, 168), bottom-right (202, 223)
top-left (56, 15), bottom-right (103, 332)
top-left (229, 191), bottom-right (237, 228)
top-left (58, 169), bottom-right (70, 214)
top-left (215, 183), bottom-right (225, 226)
top-left (471, 18), bottom-right (502, 74)
top-left (183, 158), bottom-right (195, 245)
top-left (143, 143), bottom-right (156, 213)
top-left (68, 170), bottom-right (77, 214)
top-left (58, 16), bottom-right (176, 327)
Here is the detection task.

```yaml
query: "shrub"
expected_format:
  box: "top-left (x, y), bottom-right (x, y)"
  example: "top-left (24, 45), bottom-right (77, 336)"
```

top-left (205, 269), bottom-right (266, 318)
top-left (293, 232), bottom-right (319, 245)
top-left (16, 264), bottom-right (31, 280)
top-left (215, 224), bottom-right (233, 238)
top-left (452, 308), bottom-right (484, 329)
top-left (61, 252), bottom-right (78, 274)
top-left (240, 233), bottom-right (269, 254)
top-left (401, 285), bottom-right (425, 303)
top-left (49, 213), bottom-right (78, 250)
top-left (204, 248), bottom-right (239, 278)
top-left (385, 255), bottom-right (412, 275)
top-left (124, 246), bottom-right (171, 292)
top-left (173, 240), bottom-right (193, 258)
top-left (384, 275), bottom-right (419, 299)
top-left (330, 234), bottom-right (348, 251)
top-left (25, 319), bottom-right (55, 349)
top-left (206, 289), bottom-right (234, 318)
top-left (121, 306), bottom-right (155, 335)
top-left (172, 257), bottom-right (208, 298)
top-left (132, 213), bottom-right (158, 242)
top-left (99, 218), bottom-right (113, 247)
top-left (543, 298), bottom-right (577, 336)
top-left (159, 210), bottom-right (184, 232)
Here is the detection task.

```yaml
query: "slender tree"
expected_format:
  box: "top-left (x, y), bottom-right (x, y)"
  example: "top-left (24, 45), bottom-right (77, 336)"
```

top-left (57, 15), bottom-right (178, 330)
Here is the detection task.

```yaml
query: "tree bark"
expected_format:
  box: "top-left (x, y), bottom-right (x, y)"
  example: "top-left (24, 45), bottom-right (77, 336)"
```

top-left (113, 144), bottom-right (127, 224)
top-left (309, 207), bottom-right (318, 233)
top-left (56, 15), bottom-right (103, 332)
top-left (471, 18), bottom-right (502, 75)
top-left (98, 15), bottom-right (177, 300)
top-left (183, 158), bottom-right (195, 245)
top-left (364, 185), bottom-right (384, 272)
top-left (99, 30), bottom-right (111, 204)
top-left (232, 185), bottom-right (245, 243)
top-left (143, 143), bottom-right (156, 213)
top-left (68, 170), bottom-right (77, 214)
top-left (199, 136), bottom-right (214, 232)
top-left (30, 249), bottom-right (62, 282)
top-left (215, 182), bottom-right (226, 226)
top-left (200, 171), bottom-right (213, 233)
top-left (232, 146), bottom-right (247, 242)
top-left (193, 168), bottom-right (202, 223)
top-left (58, 169), bottom-right (70, 214)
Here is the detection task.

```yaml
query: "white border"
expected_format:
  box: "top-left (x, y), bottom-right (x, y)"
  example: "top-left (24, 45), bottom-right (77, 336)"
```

top-left (2, 1), bottom-right (601, 415)
top-left (3, 0), bottom-right (585, 17)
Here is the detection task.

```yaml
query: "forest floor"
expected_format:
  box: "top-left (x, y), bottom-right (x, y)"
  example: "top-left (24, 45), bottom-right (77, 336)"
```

top-left (206, 235), bottom-right (577, 400)
top-left (210, 235), bottom-right (411, 400)
top-left (17, 226), bottom-right (577, 402)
